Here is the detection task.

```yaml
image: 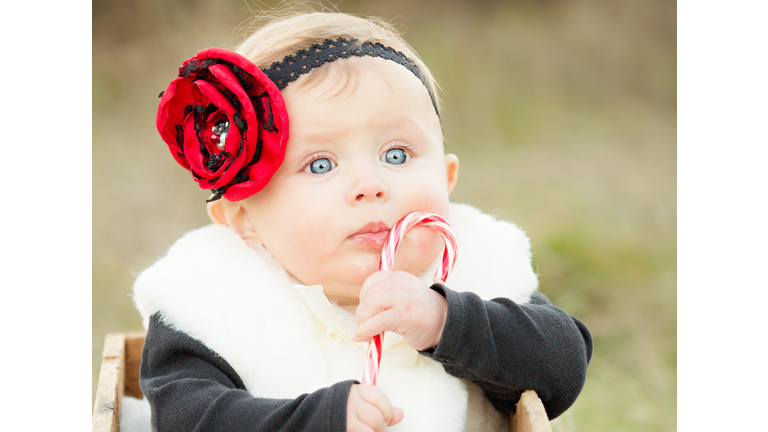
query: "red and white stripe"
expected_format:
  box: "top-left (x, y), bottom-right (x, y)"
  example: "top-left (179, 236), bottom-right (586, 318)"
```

top-left (361, 329), bottom-right (383, 385)
top-left (362, 211), bottom-right (459, 385)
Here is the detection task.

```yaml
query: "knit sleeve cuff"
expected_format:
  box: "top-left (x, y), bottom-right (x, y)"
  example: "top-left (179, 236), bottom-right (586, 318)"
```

top-left (419, 283), bottom-right (470, 365)
top-left (325, 380), bottom-right (358, 432)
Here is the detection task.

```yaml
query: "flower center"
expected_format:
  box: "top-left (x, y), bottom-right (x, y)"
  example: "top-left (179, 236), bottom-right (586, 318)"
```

top-left (210, 121), bottom-right (230, 150)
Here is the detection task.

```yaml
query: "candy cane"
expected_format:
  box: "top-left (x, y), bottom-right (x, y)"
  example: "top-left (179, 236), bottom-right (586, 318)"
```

top-left (361, 212), bottom-right (459, 385)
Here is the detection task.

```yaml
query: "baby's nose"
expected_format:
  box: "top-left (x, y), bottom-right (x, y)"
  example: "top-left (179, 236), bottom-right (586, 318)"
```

top-left (349, 173), bottom-right (389, 204)
top-left (356, 191), bottom-right (384, 201)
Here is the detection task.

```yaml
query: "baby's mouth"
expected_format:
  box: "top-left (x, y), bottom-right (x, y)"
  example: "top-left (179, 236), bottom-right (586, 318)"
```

top-left (348, 230), bottom-right (390, 248)
top-left (348, 221), bottom-right (391, 248)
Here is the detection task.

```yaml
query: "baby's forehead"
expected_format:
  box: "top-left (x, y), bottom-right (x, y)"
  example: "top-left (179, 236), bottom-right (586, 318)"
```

top-left (290, 57), bottom-right (434, 109)
top-left (278, 57), bottom-right (445, 161)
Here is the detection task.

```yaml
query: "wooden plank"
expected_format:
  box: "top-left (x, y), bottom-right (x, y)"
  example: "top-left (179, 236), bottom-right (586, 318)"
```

top-left (510, 390), bottom-right (552, 432)
top-left (92, 333), bottom-right (126, 432)
top-left (123, 332), bottom-right (146, 399)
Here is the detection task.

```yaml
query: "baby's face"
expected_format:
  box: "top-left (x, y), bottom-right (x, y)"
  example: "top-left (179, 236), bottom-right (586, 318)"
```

top-left (241, 58), bottom-right (457, 305)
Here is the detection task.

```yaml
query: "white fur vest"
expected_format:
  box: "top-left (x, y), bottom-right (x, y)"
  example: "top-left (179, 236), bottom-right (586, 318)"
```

top-left (133, 203), bottom-right (539, 431)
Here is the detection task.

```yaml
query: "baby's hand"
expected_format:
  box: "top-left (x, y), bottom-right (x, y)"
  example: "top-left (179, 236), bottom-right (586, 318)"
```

top-left (352, 271), bottom-right (448, 351)
top-left (347, 383), bottom-right (404, 431)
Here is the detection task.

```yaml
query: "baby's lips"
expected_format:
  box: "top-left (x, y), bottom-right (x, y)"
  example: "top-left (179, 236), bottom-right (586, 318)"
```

top-left (348, 230), bottom-right (390, 248)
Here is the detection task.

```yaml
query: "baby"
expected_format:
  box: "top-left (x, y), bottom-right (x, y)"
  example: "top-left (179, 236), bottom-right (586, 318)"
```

top-left (133, 11), bottom-right (592, 432)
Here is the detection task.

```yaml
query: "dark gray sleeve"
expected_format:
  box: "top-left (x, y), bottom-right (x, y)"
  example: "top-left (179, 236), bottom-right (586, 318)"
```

top-left (139, 313), bottom-right (356, 432)
top-left (420, 285), bottom-right (592, 420)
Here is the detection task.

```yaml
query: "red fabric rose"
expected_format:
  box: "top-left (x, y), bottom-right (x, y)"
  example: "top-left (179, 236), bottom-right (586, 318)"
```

top-left (157, 48), bottom-right (288, 201)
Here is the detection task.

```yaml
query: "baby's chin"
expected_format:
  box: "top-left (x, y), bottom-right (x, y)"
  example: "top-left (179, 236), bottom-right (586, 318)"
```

top-left (346, 250), bottom-right (382, 277)
top-left (347, 238), bottom-right (440, 282)
top-left (300, 253), bottom-right (379, 294)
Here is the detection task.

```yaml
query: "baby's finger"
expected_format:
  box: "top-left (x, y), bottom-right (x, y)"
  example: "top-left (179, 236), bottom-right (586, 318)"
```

top-left (356, 403), bottom-right (388, 431)
top-left (355, 289), bottom-right (397, 325)
top-left (359, 270), bottom-right (393, 300)
top-left (353, 308), bottom-right (403, 341)
top-left (389, 407), bottom-right (404, 426)
top-left (346, 416), bottom-right (376, 432)
top-left (355, 384), bottom-right (395, 426)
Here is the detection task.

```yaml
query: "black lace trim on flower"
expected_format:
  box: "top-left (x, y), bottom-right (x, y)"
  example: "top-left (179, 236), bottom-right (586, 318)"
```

top-left (206, 188), bottom-right (225, 203)
top-left (205, 134), bottom-right (263, 203)
top-left (262, 37), bottom-right (439, 118)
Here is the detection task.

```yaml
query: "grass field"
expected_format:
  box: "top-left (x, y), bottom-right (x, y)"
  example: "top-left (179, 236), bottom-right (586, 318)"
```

top-left (93, 1), bottom-right (676, 430)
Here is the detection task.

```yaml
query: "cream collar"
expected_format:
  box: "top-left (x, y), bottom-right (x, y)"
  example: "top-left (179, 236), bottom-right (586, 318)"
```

top-left (293, 283), bottom-right (418, 365)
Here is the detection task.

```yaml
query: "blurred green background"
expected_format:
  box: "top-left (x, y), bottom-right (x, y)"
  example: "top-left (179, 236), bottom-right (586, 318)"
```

top-left (93, 0), bottom-right (676, 430)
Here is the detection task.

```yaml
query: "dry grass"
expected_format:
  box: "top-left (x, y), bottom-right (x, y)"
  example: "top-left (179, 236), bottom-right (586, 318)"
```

top-left (93, 0), bottom-right (676, 430)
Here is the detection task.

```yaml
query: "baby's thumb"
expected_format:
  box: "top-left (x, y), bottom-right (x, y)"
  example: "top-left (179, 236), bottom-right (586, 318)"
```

top-left (388, 407), bottom-right (404, 426)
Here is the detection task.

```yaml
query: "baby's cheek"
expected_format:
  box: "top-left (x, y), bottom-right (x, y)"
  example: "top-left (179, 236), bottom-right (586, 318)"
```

top-left (276, 230), bottom-right (336, 280)
top-left (392, 228), bottom-right (443, 276)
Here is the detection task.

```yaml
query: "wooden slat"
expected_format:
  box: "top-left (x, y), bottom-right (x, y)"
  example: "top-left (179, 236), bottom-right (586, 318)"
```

top-left (92, 333), bottom-right (126, 432)
top-left (510, 390), bottom-right (552, 432)
top-left (123, 332), bottom-right (146, 399)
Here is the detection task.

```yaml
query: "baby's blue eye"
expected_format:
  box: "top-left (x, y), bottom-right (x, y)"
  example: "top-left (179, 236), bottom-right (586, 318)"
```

top-left (308, 158), bottom-right (335, 174)
top-left (382, 148), bottom-right (408, 165)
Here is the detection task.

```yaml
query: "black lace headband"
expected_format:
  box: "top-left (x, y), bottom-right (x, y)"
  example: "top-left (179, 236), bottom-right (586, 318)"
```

top-left (262, 37), bottom-right (440, 117)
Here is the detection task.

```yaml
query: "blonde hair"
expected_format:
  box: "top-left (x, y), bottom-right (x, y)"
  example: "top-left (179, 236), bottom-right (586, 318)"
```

top-left (235, 11), bottom-right (441, 114)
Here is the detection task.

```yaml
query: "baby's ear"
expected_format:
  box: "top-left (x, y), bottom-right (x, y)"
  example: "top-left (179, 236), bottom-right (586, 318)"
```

top-left (207, 199), bottom-right (262, 248)
top-left (445, 154), bottom-right (460, 195)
